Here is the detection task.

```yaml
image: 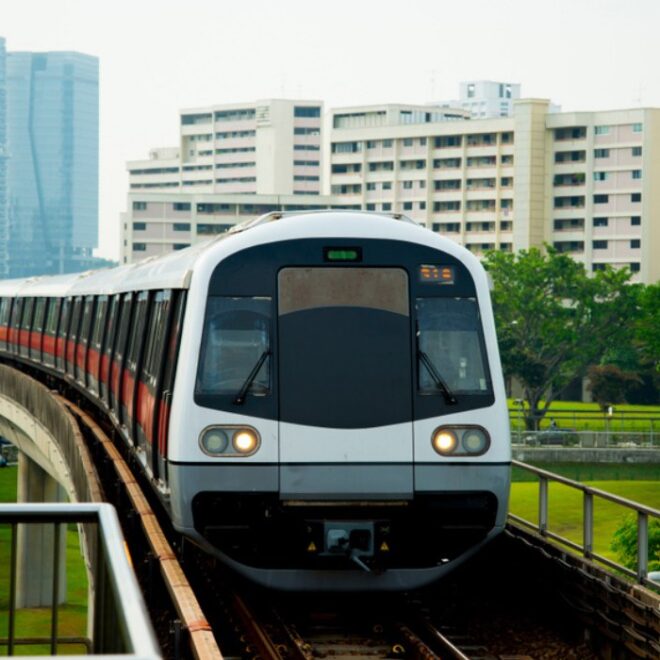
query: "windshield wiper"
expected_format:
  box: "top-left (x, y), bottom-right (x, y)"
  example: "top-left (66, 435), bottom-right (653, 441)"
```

top-left (418, 350), bottom-right (458, 405)
top-left (233, 350), bottom-right (270, 405)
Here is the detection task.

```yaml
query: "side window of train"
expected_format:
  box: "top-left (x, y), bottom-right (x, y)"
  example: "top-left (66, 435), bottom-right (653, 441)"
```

top-left (67, 297), bottom-right (83, 372)
top-left (20, 298), bottom-right (35, 356)
top-left (0, 298), bottom-right (9, 350)
top-left (56, 298), bottom-right (72, 371)
top-left (91, 296), bottom-right (108, 352)
top-left (141, 290), bottom-right (169, 388)
top-left (114, 293), bottom-right (134, 364)
top-left (127, 291), bottom-right (149, 375)
top-left (80, 297), bottom-right (95, 347)
top-left (44, 298), bottom-right (61, 366)
top-left (34, 298), bottom-right (46, 333)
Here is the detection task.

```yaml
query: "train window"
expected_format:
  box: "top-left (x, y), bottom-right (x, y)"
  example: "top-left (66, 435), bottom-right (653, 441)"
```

top-left (196, 297), bottom-right (271, 397)
top-left (21, 298), bottom-right (34, 330)
top-left (127, 292), bottom-right (149, 373)
top-left (91, 296), bottom-right (108, 350)
top-left (80, 297), bottom-right (94, 346)
top-left (142, 291), bottom-right (170, 384)
top-left (416, 298), bottom-right (492, 395)
top-left (33, 298), bottom-right (46, 332)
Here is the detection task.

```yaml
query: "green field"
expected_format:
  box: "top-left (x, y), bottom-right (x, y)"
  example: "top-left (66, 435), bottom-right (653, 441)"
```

top-left (0, 466), bottom-right (89, 655)
top-left (510, 478), bottom-right (659, 566)
top-left (508, 399), bottom-right (660, 433)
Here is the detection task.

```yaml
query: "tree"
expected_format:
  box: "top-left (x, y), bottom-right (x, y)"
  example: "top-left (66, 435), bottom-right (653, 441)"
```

top-left (483, 247), bottom-right (635, 430)
top-left (587, 364), bottom-right (641, 412)
top-left (611, 515), bottom-right (660, 574)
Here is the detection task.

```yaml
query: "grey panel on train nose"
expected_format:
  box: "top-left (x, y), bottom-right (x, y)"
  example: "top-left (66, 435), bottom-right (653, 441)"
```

top-left (279, 464), bottom-right (413, 500)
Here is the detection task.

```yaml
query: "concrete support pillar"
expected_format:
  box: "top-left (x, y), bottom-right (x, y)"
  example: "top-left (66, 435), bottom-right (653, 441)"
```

top-left (16, 452), bottom-right (67, 607)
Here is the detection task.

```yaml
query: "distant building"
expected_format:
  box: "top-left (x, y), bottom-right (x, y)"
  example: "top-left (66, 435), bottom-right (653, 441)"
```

top-left (5, 50), bottom-right (98, 277)
top-left (127, 99), bottom-right (323, 196)
top-left (0, 38), bottom-right (7, 277)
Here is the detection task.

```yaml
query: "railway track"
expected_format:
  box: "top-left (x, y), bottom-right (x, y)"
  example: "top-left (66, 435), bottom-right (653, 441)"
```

top-left (59, 393), bottom-right (658, 659)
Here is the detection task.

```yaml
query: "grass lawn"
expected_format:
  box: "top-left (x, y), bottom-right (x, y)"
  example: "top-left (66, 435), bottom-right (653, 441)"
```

top-left (508, 399), bottom-right (660, 433)
top-left (0, 465), bottom-right (89, 655)
top-left (510, 479), bottom-right (660, 565)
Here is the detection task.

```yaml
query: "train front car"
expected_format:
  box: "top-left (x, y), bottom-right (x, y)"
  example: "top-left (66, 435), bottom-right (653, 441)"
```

top-left (168, 211), bottom-right (511, 590)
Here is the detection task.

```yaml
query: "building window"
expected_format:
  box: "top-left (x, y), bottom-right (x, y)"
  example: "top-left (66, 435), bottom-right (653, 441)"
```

top-left (132, 222), bottom-right (146, 231)
top-left (631, 216), bottom-right (641, 226)
top-left (631, 192), bottom-right (642, 202)
top-left (382, 181), bottom-right (392, 190)
top-left (555, 150), bottom-right (585, 163)
top-left (294, 106), bottom-right (321, 118)
top-left (593, 240), bottom-right (608, 250)
top-left (594, 148), bottom-right (610, 158)
top-left (554, 218), bottom-right (584, 230)
top-left (632, 170), bottom-right (642, 179)
top-left (630, 262), bottom-right (641, 272)
top-left (173, 223), bottom-right (191, 231)
top-left (593, 217), bottom-right (608, 227)
top-left (501, 154), bottom-right (514, 165)
top-left (554, 127), bottom-right (587, 140)
top-left (593, 194), bottom-right (609, 204)
top-left (419, 201), bottom-right (426, 210)
top-left (594, 125), bottom-right (610, 135)
top-left (366, 203), bottom-right (375, 211)
top-left (632, 123), bottom-right (643, 133)
top-left (592, 264), bottom-right (606, 272)
top-left (382, 202), bottom-right (392, 211)
top-left (172, 202), bottom-right (191, 211)
top-left (553, 241), bottom-right (584, 253)
top-left (631, 239), bottom-right (641, 249)
top-left (433, 201), bottom-right (461, 212)
top-left (632, 146), bottom-right (642, 157)
top-left (293, 175), bottom-right (320, 181)
top-left (419, 137), bottom-right (427, 146)
top-left (294, 127), bottom-right (320, 135)
top-left (366, 182), bottom-right (376, 191)
top-left (382, 139), bottom-right (393, 148)
top-left (593, 172), bottom-right (608, 181)
top-left (132, 243), bottom-right (147, 251)
top-left (403, 201), bottom-right (413, 210)
top-left (294, 144), bottom-right (320, 151)
top-left (434, 135), bottom-right (462, 148)
top-left (173, 243), bottom-right (190, 251)
top-left (133, 201), bottom-right (147, 211)
top-left (403, 180), bottom-right (413, 189)
top-left (403, 138), bottom-right (413, 147)
top-left (197, 223), bottom-right (231, 235)
top-left (295, 160), bottom-right (320, 167)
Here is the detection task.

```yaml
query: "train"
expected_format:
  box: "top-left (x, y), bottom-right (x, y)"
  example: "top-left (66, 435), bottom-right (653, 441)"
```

top-left (0, 210), bottom-right (510, 590)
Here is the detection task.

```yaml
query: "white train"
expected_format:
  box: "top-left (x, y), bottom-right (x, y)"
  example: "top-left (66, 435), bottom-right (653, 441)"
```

top-left (0, 211), bottom-right (511, 590)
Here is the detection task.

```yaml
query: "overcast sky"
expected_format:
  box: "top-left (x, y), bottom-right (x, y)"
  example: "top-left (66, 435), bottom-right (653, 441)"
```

top-left (1, 0), bottom-right (659, 260)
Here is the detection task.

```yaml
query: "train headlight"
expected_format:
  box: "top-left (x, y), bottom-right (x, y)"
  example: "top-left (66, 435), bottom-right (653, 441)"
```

top-left (462, 429), bottom-right (489, 454)
top-left (431, 426), bottom-right (490, 456)
top-left (200, 429), bottom-right (229, 455)
top-left (232, 429), bottom-right (259, 454)
top-left (432, 429), bottom-right (458, 455)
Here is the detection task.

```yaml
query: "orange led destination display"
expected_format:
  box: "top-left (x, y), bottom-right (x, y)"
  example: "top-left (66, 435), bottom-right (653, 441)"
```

top-left (418, 264), bottom-right (455, 284)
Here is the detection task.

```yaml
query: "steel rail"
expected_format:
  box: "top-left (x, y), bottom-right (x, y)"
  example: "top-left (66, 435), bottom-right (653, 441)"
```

top-left (61, 399), bottom-right (223, 660)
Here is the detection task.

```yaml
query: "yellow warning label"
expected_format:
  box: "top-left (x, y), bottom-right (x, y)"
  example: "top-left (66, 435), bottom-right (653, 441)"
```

top-left (307, 542), bottom-right (317, 552)
top-left (380, 541), bottom-right (390, 552)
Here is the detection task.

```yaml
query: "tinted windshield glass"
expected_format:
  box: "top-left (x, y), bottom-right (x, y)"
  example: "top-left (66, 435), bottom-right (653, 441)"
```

top-left (196, 297), bottom-right (271, 396)
top-left (416, 297), bottom-right (491, 394)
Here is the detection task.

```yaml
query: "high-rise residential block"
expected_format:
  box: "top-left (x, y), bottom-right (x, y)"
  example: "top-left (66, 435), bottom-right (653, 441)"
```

top-left (328, 100), bottom-right (659, 283)
top-left (5, 50), bottom-right (98, 277)
top-left (128, 99), bottom-right (323, 196)
top-left (0, 38), bottom-right (7, 277)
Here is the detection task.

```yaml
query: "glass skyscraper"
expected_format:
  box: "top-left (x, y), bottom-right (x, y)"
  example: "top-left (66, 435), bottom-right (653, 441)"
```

top-left (5, 50), bottom-right (98, 277)
top-left (0, 38), bottom-right (7, 277)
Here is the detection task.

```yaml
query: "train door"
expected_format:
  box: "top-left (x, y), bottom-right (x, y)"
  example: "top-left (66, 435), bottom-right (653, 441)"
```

top-left (55, 298), bottom-right (71, 372)
top-left (43, 299), bottom-right (61, 368)
top-left (89, 295), bottom-right (108, 398)
top-left (66, 297), bottom-right (83, 377)
top-left (122, 291), bottom-right (148, 442)
top-left (156, 290), bottom-right (186, 483)
top-left (277, 267), bottom-right (414, 499)
top-left (0, 299), bottom-right (10, 352)
top-left (18, 298), bottom-right (34, 359)
top-left (137, 290), bottom-right (171, 477)
top-left (30, 298), bottom-right (46, 363)
top-left (111, 293), bottom-right (133, 425)
top-left (101, 295), bottom-right (119, 409)
top-left (76, 296), bottom-right (94, 386)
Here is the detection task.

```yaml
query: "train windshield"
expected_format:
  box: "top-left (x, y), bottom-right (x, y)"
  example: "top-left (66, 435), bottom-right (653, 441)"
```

top-left (196, 297), bottom-right (271, 396)
top-left (416, 297), bottom-right (491, 395)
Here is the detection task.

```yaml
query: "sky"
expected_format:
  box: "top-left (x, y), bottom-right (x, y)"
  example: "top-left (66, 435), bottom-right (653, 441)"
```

top-left (1, 0), bottom-right (659, 261)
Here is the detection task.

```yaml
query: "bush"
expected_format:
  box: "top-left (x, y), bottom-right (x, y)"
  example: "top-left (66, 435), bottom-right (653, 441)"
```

top-left (610, 514), bottom-right (660, 573)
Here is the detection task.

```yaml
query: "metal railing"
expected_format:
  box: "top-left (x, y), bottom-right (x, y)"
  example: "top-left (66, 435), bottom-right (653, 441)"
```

top-left (509, 460), bottom-right (660, 589)
top-left (511, 429), bottom-right (660, 448)
top-left (0, 503), bottom-right (161, 659)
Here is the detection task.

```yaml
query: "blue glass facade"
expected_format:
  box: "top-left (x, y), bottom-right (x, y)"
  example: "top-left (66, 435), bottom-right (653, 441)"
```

top-left (5, 50), bottom-right (98, 277)
top-left (0, 38), bottom-right (7, 277)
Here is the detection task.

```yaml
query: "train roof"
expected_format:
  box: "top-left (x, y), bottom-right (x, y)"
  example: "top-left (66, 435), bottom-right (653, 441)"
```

top-left (0, 211), bottom-right (478, 298)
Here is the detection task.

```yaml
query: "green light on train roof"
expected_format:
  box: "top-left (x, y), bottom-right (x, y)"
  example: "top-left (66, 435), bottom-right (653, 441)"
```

top-left (324, 247), bottom-right (362, 262)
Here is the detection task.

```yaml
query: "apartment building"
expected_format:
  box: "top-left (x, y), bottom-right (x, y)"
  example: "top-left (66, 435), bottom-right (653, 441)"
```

top-left (328, 99), bottom-right (660, 283)
top-left (128, 99), bottom-right (323, 196)
top-left (120, 192), bottom-right (358, 263)
top-left (438, 80), bottom-right (521, 118)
